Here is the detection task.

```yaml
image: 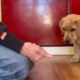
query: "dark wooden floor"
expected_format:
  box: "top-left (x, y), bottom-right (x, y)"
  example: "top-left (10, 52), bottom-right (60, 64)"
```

top-left (25, 56), bottom-right (80, 80)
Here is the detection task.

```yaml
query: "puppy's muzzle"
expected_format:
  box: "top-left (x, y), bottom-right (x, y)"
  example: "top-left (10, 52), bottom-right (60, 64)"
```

top-left (64, 40), bottom-right (70, 44)
top-left (64, 39), bottom-right (73, 46)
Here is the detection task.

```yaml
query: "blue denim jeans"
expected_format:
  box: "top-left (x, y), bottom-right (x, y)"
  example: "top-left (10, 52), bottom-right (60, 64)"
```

top-left (0, 45), bottom-right (30, 80)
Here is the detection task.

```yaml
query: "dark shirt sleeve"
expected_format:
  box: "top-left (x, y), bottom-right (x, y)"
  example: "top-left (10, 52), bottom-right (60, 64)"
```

top-left (0, 30), bottom-right (24, 53)
top-left (0, 22), bottom-right (24, 53)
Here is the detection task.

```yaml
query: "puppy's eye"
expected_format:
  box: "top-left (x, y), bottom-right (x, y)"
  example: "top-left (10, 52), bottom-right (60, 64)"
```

top-left (71, 28), bottom-right (76, 32)
top-left (62, 28), bottom-right (66, 31)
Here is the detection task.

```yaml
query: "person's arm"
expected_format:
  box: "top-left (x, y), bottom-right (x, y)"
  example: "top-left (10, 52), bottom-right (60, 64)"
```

top-left (0, 22), bottom-right (52, 63)
top-left (0, 30), bottom-right (52, 63)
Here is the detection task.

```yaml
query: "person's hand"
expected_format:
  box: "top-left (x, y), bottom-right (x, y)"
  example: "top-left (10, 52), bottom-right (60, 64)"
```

top-left (20, 42), bottom-right (52, 63)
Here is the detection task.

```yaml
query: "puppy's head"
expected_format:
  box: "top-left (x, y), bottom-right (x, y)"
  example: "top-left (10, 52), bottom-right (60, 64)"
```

top-left (59, 14), bottom-right (80, 45)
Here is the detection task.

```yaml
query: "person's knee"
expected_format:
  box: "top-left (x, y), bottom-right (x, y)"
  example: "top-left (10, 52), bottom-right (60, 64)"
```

top-left (0, 56), bottom-right (30, 80)
top-left (12, 55), bottom-right (30, 79)
top-left (0, 45), bottom-right (30, 79)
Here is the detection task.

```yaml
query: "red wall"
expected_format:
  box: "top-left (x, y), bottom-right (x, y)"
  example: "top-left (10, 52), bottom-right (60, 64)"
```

top-left (2, 0), bottom-right (67, 46)
top-left (68, 0), bottom-right (80, 14)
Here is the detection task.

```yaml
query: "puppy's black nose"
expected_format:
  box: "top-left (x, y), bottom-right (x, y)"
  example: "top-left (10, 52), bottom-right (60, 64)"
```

top-left (64, 40), bottom-right (70, 44)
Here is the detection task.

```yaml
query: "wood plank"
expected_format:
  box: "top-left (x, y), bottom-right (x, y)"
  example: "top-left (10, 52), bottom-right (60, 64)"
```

top-left (25, 56), bottom-right (80, 80)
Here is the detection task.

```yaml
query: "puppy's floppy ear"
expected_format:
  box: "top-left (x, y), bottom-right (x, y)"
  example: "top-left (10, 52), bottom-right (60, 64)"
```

top-left (74, 18), bottom-right (80, 25)
top-left (59, 18), bottom-right (64, 28)
top-left (74, 19), bottom-right (80, 36)
top-left (73, 18), bottom-right (80, 30)
top-left (59, 18), bottom-right (65, 34)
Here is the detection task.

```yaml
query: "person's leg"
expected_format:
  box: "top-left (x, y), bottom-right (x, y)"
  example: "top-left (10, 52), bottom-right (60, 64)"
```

top-left (0, 45), bottom-right (30, 80)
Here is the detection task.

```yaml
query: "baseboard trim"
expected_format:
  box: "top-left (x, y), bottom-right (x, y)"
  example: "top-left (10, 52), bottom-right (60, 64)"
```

top-left (42, 46), bottom-right (74, 55)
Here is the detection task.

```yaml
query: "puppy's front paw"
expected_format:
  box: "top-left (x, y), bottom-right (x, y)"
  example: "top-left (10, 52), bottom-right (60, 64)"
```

top-left (70, 58), bottom-right (80, 63)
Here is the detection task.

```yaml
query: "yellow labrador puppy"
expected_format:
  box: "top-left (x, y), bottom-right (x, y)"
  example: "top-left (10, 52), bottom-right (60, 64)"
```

top-left (60, 14), bottom-right (80, 63)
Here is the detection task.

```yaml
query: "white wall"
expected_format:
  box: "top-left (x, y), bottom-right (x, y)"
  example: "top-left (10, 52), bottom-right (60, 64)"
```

top-left (42, 46), bottom-right (74, 55)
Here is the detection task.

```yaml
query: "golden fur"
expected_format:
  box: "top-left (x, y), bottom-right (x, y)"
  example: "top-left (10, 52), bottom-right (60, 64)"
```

top-left (60, 14), bottom-right (80, 62)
